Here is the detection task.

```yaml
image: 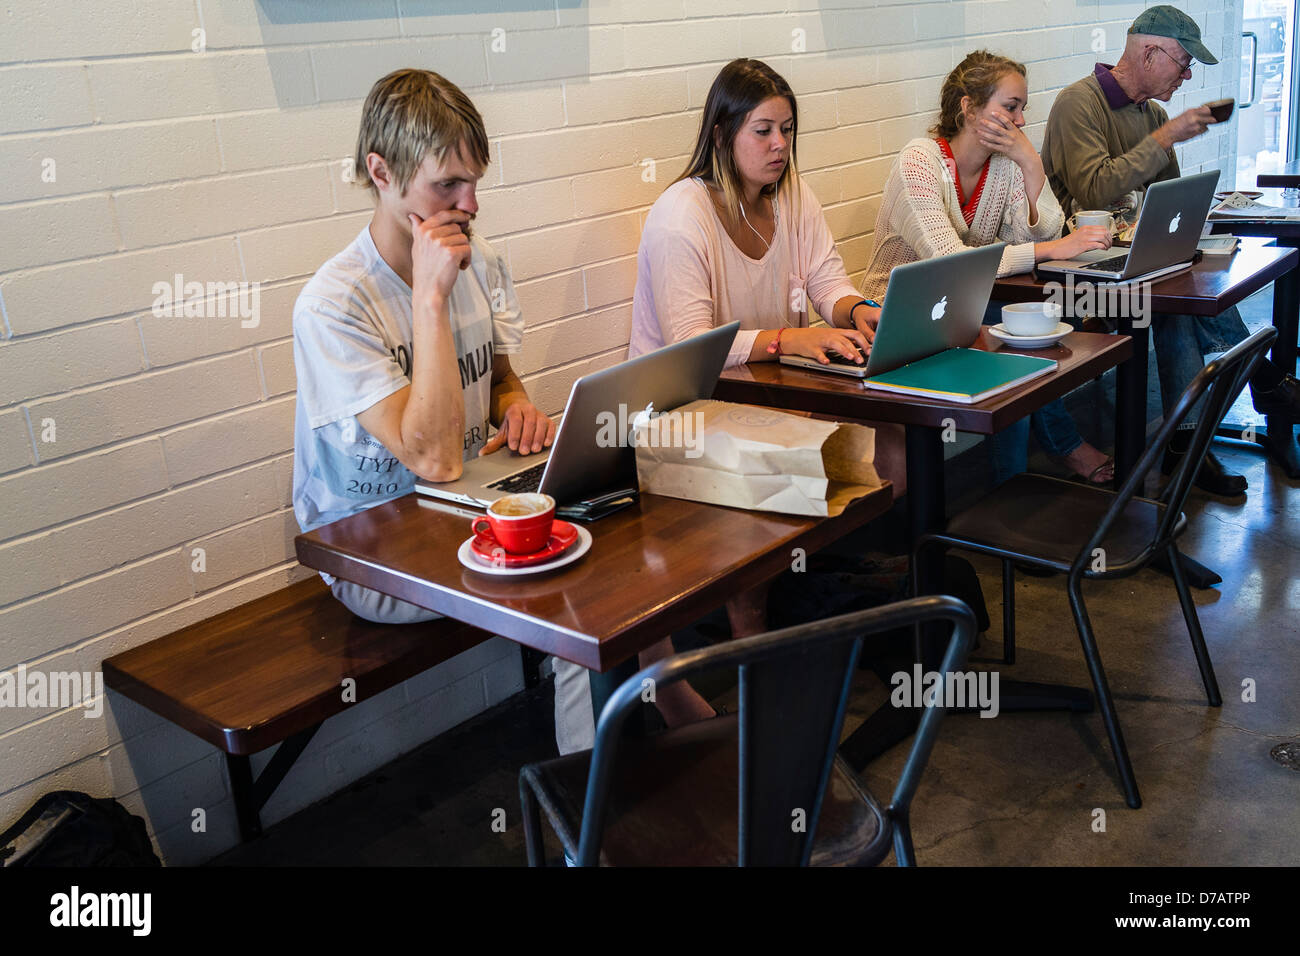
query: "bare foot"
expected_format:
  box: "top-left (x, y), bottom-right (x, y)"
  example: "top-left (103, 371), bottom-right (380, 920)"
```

top-left (638, 638), bottom-right (717, 726)
top-left (1062, 442), bottom-right (1113, 483)
top-left (653, 681), bottom-right (717, 726)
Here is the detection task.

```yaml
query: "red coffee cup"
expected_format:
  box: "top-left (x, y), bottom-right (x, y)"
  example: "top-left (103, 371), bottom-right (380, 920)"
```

top-left (471, 493), bottom-right (555, 554)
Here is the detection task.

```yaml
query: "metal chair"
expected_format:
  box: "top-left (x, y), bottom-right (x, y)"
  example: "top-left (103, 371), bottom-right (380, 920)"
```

top-left (913, 327), bottom-right (1277, 809)
top-left (518, 595), bottom-right (977, 866)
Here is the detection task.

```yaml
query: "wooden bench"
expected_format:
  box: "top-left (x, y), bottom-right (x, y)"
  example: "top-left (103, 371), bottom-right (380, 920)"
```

top-left (102, 576), bottom-right (494, 841)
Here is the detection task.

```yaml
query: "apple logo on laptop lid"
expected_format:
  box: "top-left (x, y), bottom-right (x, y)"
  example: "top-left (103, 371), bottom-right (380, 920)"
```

top-left (1168, 212), bottom-right (1181, 233)
top-left (931, 296), bottom-right (947, 321)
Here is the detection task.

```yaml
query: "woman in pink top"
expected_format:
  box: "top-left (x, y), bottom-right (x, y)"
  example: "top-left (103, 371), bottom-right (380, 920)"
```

top-left (563, 59), bottom-right (906, 741)
top-left (631, 59), bottom-right (887, 371)
top-left (631, 58), bottom-right (905, 486)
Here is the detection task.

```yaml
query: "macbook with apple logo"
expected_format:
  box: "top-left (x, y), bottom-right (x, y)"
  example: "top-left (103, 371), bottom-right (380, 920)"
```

top-left (779, 242), bottom-right (1003, 378)
top-left (1038, 170), bottom-right (1219, 283)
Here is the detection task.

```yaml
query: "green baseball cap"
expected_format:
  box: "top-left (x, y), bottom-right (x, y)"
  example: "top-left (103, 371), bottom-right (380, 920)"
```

top-left (1129, 5), bottom-right (1219, 65)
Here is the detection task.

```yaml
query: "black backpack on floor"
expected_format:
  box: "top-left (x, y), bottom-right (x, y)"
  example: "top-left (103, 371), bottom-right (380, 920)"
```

top-left (0, 791), bottom-right (161, 867)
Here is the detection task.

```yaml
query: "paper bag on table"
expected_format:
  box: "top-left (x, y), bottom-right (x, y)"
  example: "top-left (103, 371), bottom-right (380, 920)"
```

top-left (632, 399), bottom-right (881, 517)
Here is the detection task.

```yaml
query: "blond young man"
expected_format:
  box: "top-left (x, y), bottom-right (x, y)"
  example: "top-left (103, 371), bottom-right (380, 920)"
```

top-left (291, 69), bottom-right (554, 622)
top-left (294, 70), bottom-right (712, 759)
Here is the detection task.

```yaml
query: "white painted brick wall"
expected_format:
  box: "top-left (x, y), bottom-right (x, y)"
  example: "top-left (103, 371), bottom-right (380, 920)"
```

top-left (516, 271), bottom-right (588, 328)
top-left (3, 238), bottom-right (244, 334)
top-left (113, 167), bottom-right (338, 249)
top-left (136, 282), bottom-right (298, 369)
top-left (0, 319), bottom-right (144, 405)
top-left (27, 352), bottom-right (263, 462)
top-left (0, 195), bottom-right (118, 271)
top-left (0, 458), bottom-right (290, 608)
top-left (0, 0), bottom-right (1244, 864)
top-left (160, 397), bottom-right (296, 484)
top-left (0, 409), bottom-right (35, 476)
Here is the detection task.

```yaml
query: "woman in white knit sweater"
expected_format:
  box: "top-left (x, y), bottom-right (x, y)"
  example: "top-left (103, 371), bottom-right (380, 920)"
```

top-left (862, 50), bottom-right (1115, 485)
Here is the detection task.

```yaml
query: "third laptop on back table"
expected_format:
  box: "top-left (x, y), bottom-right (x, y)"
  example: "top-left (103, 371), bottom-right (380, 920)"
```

top-left (1037, 169), bottom-right (1220, 284)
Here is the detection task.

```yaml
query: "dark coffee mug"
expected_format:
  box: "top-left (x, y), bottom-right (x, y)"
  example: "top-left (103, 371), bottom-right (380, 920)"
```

top-left (1205, 98), bottom-right (1234, 124)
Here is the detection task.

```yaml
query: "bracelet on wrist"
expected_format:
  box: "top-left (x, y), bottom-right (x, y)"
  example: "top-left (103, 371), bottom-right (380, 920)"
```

top-left (849, 299), bottom-right (881, 325)
top-left (766, 327), bottom-right (787, 356)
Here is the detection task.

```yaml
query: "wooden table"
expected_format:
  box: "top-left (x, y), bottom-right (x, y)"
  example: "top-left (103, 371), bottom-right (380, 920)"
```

top-left (1205, 201), bottom-right (1300, 477)
top-left (993, 238), bottom-right (1298, 480)
top-left (716, 329), bottom-right (1129, 545)
top-left (1255, 162), bottom-right (1300, 189)
top-left (715, 329), bottom-right (1131, 769)
top-left (295, 487), bottom-right (894, 720)
top-left (715, 329), bottom-right (1129, 433)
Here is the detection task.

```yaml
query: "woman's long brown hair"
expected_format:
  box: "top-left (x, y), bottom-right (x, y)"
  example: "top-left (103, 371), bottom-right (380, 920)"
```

top-left (676, 58), bottom-right (800, 225)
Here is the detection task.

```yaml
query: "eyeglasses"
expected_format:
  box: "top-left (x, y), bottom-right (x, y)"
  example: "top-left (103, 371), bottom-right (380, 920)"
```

top-left (1153, 44), bottom-right (1193, 76)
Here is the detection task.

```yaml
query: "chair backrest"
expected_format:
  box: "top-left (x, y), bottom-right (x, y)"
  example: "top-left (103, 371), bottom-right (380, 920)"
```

top-left (1073, 327), bottom-right (1277, 579)
top-left (574, 595), bottom-right (977, 866)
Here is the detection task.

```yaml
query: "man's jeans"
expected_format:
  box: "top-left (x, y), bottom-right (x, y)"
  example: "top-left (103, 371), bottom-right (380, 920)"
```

top-left (986, 304), bottom-right (1251, 483)
top-left (1151, 305), bottom-right (1249, 428)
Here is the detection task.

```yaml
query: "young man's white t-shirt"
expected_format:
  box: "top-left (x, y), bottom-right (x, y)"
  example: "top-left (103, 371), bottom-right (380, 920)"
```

top-left (291, 224), bottom-right (524, 582)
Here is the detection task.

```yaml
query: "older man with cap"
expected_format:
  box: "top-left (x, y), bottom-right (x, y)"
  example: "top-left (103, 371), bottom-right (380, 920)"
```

top-left (1043, 5), bottom-right (1300, 497)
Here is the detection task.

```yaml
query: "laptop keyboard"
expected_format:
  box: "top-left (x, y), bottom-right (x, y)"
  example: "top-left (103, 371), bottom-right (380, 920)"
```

top-left (827, 346), bottom-right (869, 366)
top-left (1081, 254), bottom-right (1129, 274)
top-left (487, 461), bottom-right (547, 494)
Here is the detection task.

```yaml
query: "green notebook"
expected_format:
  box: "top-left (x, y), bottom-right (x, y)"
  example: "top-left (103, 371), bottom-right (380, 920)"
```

top-left (864, 348), bottom-right (1057, 404)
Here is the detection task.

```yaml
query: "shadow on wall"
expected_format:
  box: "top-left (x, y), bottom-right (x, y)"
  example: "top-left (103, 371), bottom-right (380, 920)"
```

top-left (252, 0), bottom-right (589, 105)
top-left (257, 0), bottom-right (579, 25)
top-left (245, 0), bottom-right (969, 109)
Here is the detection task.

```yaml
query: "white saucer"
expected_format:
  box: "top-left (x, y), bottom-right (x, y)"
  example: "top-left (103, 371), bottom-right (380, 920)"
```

top-left (988, 322), bottom-right (1072, 349)
top-left (457, 524), bottom-right (592, 576)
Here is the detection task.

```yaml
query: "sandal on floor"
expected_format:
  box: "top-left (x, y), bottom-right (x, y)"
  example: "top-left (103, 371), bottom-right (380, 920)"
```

top-left (1064, 455), bottom-right (1114, 486)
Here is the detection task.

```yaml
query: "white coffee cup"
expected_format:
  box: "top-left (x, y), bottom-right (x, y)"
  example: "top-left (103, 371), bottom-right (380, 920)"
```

top-left (1068, 209), bottom-right (1116, 234)
top-left (1001, 301), bottom-right (1062, 336)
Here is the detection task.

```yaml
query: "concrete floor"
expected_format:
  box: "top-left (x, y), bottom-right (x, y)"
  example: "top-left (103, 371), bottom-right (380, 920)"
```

top-left (213, 287), bottom-right (1299, 867)
top-left (857, 442), bottom-right (1300, 865)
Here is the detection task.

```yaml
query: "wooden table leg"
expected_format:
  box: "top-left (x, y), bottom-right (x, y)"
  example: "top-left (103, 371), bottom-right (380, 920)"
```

top-left (1265, 245), bottom-right (1300, 477)
top-left (838, 426), bottom-right (939, 770)
top-left (1214, 240), bottom-right (1300, 477)
top-left (225, 753), bottom-right (261, 842)
top-left (588, 659), bottom-right (643, 738)
top-left (1112, 313), bottom-right (1221, 586)
top-left (1114, 315), bottom-right (1149, 482)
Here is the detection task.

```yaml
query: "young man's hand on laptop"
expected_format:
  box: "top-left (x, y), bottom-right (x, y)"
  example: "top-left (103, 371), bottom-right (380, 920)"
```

top-left (480, 399), bottom-right (555, 456)
top-left (483, 356), bottom-right (555, 456)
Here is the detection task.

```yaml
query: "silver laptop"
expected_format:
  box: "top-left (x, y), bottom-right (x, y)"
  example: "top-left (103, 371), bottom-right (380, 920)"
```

top-left (779, 243), bottom-right (1003, 378)
top-left (1038, 170), bottom-right (1219, 282)
top-left (415, 322), bottom-right (738, 508)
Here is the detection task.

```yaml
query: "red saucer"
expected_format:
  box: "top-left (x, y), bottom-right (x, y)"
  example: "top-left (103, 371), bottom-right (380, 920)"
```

top-left (470, 520), bottom-right (580, 568)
